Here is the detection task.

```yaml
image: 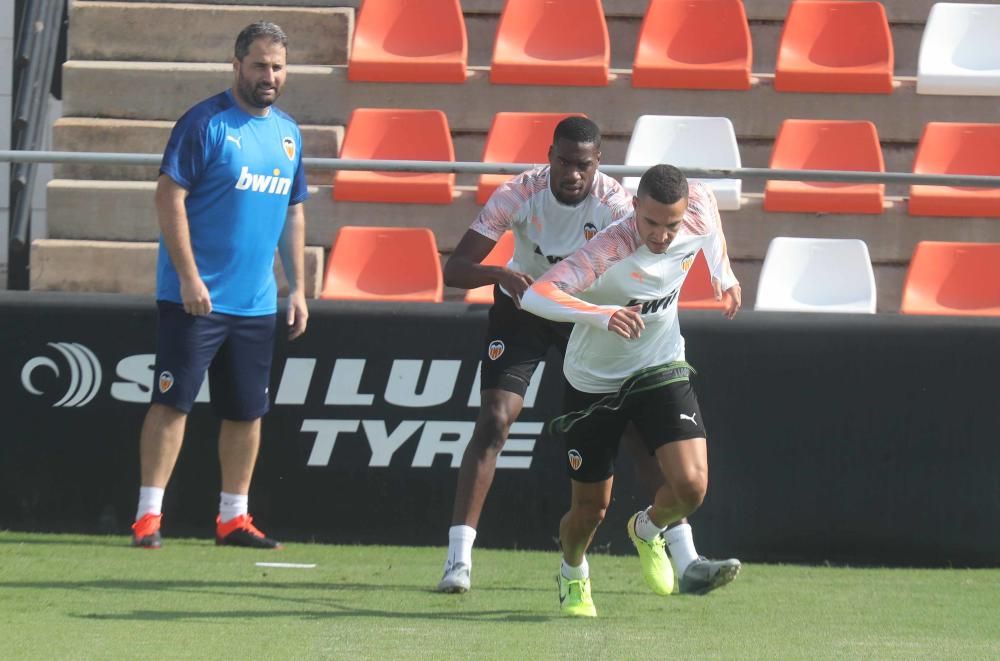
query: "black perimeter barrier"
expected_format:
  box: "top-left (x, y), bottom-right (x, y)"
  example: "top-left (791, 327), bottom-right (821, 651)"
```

top-left (2, 291), bottom-right (999, 566)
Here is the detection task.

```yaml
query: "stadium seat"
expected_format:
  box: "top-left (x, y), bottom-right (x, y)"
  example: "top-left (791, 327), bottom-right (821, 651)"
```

top-left (679, 250), bottom-right (726, 310)
top-left (917, 3), bottom-right (1000, 96)
top-left (348, 0), bottom-right (467, 84)
top-left (774, 1), bottom-right (894, 94)
top-left (623, 115), bottom-right (743, 210)
top-left (901, 241), bottom-right (1000, 316)
top-left (764, 119), bottom-right (885, 214)
top-left (490, 0), bottom-right (610, 86)
top-left (908, 122), bottom-right (1000, 217)
top-left (320, 226), bottom-right (444, 302)
top-left (464, 231), bottom-right (515, 304)
top-left (333, 109), bottom-right (455, 204)
top-left (477, 112), bottom-right (585, 205)
top-left (755, 237), bottom-right (877, 313)
top-left (632, 0), bottom-right (752, 90)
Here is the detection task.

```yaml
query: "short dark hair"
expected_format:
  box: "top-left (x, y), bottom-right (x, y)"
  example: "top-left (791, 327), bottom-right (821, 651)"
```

top-left (637, 164), bottom-right (688, 204)
top-left (234, 21), bottom-right (288, 60)
top-left (553, 116), bottom-right (601, 149)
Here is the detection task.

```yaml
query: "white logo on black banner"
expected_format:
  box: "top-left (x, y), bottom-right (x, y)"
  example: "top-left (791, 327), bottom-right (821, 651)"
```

top-left (21, 342), bottom-right (103, 407)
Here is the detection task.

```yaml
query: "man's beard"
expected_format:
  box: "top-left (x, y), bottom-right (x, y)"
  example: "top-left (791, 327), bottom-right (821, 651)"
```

top-left (237, 76), bottom-right (279, 108)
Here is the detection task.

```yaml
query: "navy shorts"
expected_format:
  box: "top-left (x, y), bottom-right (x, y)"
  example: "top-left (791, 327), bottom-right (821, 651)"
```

top-left (480, 286), bottom-right (572, 396)
top-left (561, 379), bottom-right (707, 483)
top-left (151, 301), bottom-right (277, 420)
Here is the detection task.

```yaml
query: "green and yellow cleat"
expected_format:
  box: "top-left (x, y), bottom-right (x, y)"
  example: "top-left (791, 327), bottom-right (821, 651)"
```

top-left (557, 573), bottom-right (597, 617)
top-left (626, 511), bottom-right (675, 596)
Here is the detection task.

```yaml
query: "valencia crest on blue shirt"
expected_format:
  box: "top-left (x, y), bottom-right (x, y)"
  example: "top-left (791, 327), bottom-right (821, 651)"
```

top-left (583, 222), bottom-right (598, 241)
top-left (282, 136), bottom-right (295, 161)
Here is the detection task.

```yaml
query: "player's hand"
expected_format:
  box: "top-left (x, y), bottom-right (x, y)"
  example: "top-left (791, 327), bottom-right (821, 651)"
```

top-left (287, 291), bottom-right (308, 340)
top-left (712, 278), bottom-right (742, 320)
top-left (180, 276), bottom-right (212, 316)
top-left (496, 269), bottom-right (535, 308)
top-left (608, 305), bottom-right (645, 339)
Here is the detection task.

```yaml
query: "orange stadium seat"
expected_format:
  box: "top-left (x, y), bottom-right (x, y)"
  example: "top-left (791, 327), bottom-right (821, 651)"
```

top-left (679, 250), bottom-right (726, 310)
top-left (320, 226), bottom-right (444, 302)
top-left (464, 231), bottom-right (515, 304)
top-left (348, 0), bottom-right (467, 83)
top-left (490, 0), bottom-right (610, 86)
top-left (632, 0), bottom-right (752, 90)
top-left (901, 242), bottom-right (1000, 316)
top-left (333, 109), bottom-right (455, 204)
top-left (908, 123), bottom-right (1000, 218)
top-left (774, 1), bottom-right (894, 94)
top-left (764, 119), bottom-right (885, 214)
top-left (477, 112), bottom-right (585, 204)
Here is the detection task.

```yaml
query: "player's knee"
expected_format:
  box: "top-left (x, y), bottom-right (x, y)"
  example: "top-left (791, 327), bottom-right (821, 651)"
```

top-left (572, 492), bottom-right (611, 529)
top-left (577, 502), bottom-right (608, 529)
top-left (472, 403), bottom-right (517, 451)
top-left (673, 473), bottom-right (707, 512)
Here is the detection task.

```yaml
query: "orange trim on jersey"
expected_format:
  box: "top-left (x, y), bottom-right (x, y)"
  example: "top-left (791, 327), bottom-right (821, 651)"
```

top-left (533, 281), bottom-right (616, 319)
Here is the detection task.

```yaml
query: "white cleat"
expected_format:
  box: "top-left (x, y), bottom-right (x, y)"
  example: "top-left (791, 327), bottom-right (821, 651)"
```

top-left (437, 562), bottom-right (471, 593)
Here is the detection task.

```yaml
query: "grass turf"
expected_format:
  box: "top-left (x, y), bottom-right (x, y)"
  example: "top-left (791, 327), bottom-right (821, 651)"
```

top-left (1, 531), bottom-right (998, 660)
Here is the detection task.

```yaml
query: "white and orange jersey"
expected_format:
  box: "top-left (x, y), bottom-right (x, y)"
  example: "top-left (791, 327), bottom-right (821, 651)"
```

top-left (470, 166), bottom-right (633, 293)
top-left (521, 182), bottom-right (738, 393)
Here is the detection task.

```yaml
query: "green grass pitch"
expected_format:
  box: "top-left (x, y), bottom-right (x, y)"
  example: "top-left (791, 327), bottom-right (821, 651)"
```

top-left (1, 531), bottom-right (998, 660)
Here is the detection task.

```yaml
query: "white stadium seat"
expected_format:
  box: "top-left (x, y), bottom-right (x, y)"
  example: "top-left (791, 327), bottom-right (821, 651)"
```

top-left (755, 237), bottom-right (877, 313)
top-left (917, 3), bottom-right (1000, 96)
top-left (622, 115), bottom-right (743, 210)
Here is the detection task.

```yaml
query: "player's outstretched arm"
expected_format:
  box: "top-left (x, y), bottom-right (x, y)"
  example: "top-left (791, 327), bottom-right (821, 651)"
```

top-left (444, 229), bottom-right (534, 303)
top-left (155, 174), bottom-right (211, 316)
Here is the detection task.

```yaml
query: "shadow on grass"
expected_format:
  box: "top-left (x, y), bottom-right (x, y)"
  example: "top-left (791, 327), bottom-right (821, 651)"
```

top-left (75, 605), bottom-right (555, 624)
top-left (0, 578), bottom-right (638, 597)
top-left (0, 536), bottom-right (130, 548)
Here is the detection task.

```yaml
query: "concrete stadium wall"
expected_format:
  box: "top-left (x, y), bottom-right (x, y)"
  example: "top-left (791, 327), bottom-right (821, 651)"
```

top-left (2, 292), bottom-right (999, 567)
top-left (1, 0), bottom-right (13, 286)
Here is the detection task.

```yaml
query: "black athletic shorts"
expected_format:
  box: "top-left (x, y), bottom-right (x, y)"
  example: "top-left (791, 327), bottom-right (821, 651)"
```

top-left (479, 286), bottom-right (572, 396)
top-left (151, 301), bottom-right (276, 420)
top-left (560, 378), bottom-right (707, 483)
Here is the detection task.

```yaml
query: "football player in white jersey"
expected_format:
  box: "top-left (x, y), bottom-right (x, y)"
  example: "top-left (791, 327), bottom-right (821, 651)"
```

top-left (437, 120), bottom-right (737, 597)
top-left (520, 164), bottom-right (741, 617)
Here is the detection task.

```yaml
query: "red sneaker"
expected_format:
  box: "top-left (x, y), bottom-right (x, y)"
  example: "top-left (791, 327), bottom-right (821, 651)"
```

top-left (215, 514), bottom-right (282, 549)
top-left (131, 513), bottom-right (162, 549)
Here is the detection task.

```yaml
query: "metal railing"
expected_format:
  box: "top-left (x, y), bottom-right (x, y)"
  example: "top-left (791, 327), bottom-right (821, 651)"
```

top-left (4, 149), bottom-right (1000, 187)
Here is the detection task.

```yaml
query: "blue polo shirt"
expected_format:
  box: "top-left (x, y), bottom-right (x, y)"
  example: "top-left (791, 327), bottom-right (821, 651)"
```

top-left (158, 89), bottom-right (309, 316)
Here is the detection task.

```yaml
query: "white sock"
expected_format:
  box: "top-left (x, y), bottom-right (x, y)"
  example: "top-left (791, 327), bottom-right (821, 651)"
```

top-left (219, 492), bottom-right (248, 523)
top-left (136, 486), bottom-right (164, 521)
top-left (634, 507), bottom-right (667, 542)
top-left (446, 525), bottom-right (477, 568)
top-left (561, 556), bottom-right (589, 580)
top-left (664, 523), bottom-right (699, 576)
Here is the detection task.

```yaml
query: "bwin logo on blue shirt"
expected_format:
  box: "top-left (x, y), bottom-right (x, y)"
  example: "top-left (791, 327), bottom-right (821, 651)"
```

top-left (234, 166), bottom-right (292, 195)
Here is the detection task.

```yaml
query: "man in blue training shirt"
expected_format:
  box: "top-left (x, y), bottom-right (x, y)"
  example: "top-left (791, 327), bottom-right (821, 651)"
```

top-left (131, 21), bottom-right (309, 549)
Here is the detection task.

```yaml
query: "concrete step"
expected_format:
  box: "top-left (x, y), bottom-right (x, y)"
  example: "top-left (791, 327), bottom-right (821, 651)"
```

top-left (462, 0), bottom-right (972, 24)
top-left (105, 0), bottom-right (955, 23)
top-left (62, 62), bottom-right (996, 144)
top-left (30, 238), bottom-right (325, 298)
top-left (51, 117), bottom-right (342, 185)
top-left (46, 179), bottom-right (1000, 264)
top-left (68, 1), bottom-right (352, 65)
top-left (50, 117), bottom-right (921, 197)
top-left (28, 239), bottom-right (908, 312)
top-left (26, 240), bottom-right (907, 311)
top-left (462, 11), bottom-right (924, 75)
